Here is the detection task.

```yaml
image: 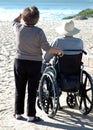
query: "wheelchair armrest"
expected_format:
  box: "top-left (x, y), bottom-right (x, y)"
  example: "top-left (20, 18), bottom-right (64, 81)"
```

top-left (82, 50), bottom-right (87, 55)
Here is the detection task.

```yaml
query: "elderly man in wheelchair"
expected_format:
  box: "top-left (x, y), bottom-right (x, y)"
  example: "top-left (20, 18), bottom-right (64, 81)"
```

top-left (37, 20), bottom-right (93, 118)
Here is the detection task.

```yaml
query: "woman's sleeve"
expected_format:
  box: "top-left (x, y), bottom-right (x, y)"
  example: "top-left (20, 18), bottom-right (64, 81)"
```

top-left (12, 20), bottom-right (21, 33)
top-left (43, 39), bottom-right (58, 63)
top-left (39, 30), bottom-right (51, 52)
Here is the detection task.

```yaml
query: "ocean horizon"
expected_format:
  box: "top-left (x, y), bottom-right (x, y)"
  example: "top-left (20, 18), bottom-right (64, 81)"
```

top-left (0, 0), bottom-right (93, 21)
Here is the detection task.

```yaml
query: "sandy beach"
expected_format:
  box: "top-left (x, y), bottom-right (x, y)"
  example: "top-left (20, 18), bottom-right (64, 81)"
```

top-left (0, 18), bottom-right (93, 130)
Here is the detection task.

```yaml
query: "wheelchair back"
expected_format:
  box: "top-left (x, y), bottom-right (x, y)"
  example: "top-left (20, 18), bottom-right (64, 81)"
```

top-left (56, 51), bottom-right (84, 92)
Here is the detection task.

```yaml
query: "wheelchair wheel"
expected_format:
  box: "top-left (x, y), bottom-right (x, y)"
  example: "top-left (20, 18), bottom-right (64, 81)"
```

top-left (76, 70), bottom-right (93, 115)
top-left (37, 98), bottom-right (42, 110)
top-left (38, 73), bottom-right (59, 118)
top-left (66, 93), bottom-right (76, 108)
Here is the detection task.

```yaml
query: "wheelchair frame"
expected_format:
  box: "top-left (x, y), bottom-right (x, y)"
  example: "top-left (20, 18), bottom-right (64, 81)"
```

top-left (37, 51), bottom-right (93, 118)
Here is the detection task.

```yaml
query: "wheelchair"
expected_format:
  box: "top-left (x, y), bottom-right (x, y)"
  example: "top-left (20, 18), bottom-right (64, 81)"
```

top-left (37, 50), bottom-right (93, 118)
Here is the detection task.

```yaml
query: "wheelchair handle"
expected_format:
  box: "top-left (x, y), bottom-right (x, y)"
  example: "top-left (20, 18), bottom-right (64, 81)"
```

top-left (82, 50), bottom-right (87, 55)
top-left (63, 49), bottom-right (87, 55)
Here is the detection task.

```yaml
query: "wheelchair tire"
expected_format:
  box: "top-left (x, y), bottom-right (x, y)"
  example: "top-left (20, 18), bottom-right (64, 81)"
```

top-left (76, 70), bottom-right (93, 115)
top-left (37, 98), bottom-right (42, 110)
top-left (38, 73), bottom-right (59, 118)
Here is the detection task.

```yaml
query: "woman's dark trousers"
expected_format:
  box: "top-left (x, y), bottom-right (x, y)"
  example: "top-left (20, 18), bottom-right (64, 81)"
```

top-left (14, 59), bottom-right (42, 116)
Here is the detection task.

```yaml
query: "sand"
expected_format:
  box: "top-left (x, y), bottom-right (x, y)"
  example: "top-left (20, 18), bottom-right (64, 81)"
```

top-left (0, 18), bottom-right (93, 130)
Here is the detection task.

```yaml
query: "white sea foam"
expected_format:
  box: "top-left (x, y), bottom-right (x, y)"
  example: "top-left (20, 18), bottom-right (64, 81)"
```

top-left (0, 8), bottom-right (80, 22)
top-left (0, 8), bottom-right (23, 22)
top-left (40, 9), bottom-right (80, 20)
top-left (0, 0), bottom-right (93, 21)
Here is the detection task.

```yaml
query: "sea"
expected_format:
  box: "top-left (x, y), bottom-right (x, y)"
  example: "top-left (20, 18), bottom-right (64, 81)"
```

top-left (0, 0), bottom-right (93, 21)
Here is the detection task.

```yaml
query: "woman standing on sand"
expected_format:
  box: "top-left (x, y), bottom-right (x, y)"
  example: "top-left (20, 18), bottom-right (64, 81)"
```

top-left (12, 6), bottom-right (63, 122)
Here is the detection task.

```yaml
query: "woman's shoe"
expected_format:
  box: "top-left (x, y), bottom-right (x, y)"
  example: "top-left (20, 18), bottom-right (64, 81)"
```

top-left (13, 114), bottom-right (22, 120)
top-left (27, 116), bottom-right (41, 122)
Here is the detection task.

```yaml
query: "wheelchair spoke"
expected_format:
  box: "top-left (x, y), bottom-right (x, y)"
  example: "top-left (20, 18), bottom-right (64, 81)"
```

top-left (85, 95), bottom-right (92, 104)
top-left (83, 76), bottom-right (87, 87)
top-left (83, 98), bottom-right (87, 111)
top-left (79, 97), bottom-right (83, 109)
top-left (86, 87), bottom-right (91, 92)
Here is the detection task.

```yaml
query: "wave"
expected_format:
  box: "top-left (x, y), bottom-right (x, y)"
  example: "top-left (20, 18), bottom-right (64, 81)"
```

top-left (0, 8), bottom-right (80, 22)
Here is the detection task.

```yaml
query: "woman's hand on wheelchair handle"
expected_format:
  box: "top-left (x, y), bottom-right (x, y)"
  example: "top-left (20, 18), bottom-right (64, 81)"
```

top-left (57, 50), bottom-right (64, 57)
